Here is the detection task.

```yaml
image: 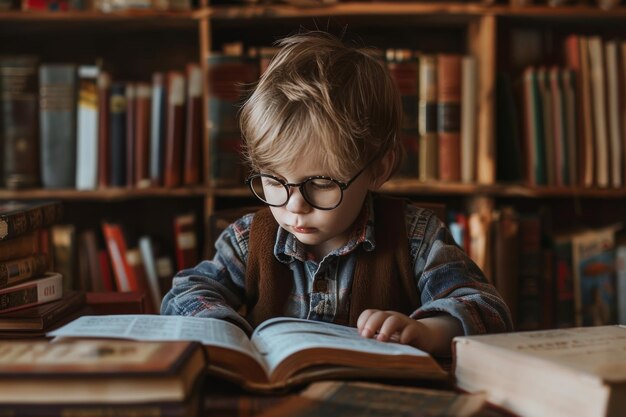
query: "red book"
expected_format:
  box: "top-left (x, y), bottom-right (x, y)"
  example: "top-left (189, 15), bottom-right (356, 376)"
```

top-left (101, 222), bottom-right (136, 292)
top-left (98, 249), bottom-right (115, 292)
top-left (173, 213), bottom-right (198, 271)
top-left (163, 71), bottom-right (186, 188)
top-left (134, 82), bottom-right (152, 188)
top-left (184, 63), bottom-right (203, 186)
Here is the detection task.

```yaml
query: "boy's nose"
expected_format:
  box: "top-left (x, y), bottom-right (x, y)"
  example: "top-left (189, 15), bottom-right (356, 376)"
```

top-left (285, 186), bottom-right (312, 214)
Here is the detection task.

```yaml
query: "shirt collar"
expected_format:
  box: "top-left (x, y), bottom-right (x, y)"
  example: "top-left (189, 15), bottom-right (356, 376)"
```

top-left (274, 193), bottom-right (377, 264)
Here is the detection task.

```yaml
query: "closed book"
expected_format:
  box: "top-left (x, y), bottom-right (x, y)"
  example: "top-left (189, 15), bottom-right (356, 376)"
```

top-left (0, 289), bottom-right (84, 331)
top-left (561, 69), bottom-right (578, 187)
top-left (150, 72), bottom-right (167, 186)
top-left (0, 339), bottom-right (205, 416)
top-left (39, 63), bottom-right (77, 189)
top-left (109, 82), bottom-right (127, 187)
top-left (520, 67), bottom-right (546, 186)
top-left (0, 232), bottom-right (39, 263)
top-left (418, 54), bottom-right (438, 181)
top-left (536, 67), bottom-right (555, 186)
top-left (437, 54), bottom-right (462, 182)
top-left (134, 82), bottom-right (152, 188)
top-left (101, 221), bottom-right (135, 292)
top-left (605, 40), bottom-right (622, 188)
top-left (183, 63), bottom-right (203, 186)
top-left (588, 36), bottom-right (609, 188)
top-left (125, 83), bottom-right (136, 187)
top-left (460, 56), bottom-right (477, 183)
top-left (548, 67), bottom-right (568, 186)
top-left (164, 71), bottom-right (185, 188)
top-left (0, 200), bottom-right (63, 241)
top-left (387, 49), bottom-right (419, 179)
top-left (75, 65), bottom-right (100, 190)
top-left (173, 213), bottom-right (198, 270)
top-left (0, 272), bottom-right (62, 314)
top-left (208, 52), bottom-right (258, 186)
top-left (138, 235), bottom-right (163, 311)
top-left (0, 55), bottom-right (40, 189)
top-left (97, 71), bottom-right (111, 188)
top-left (578, 36), bottom-right (595, 187)
top-left (0, 254), bottom-right (48, 290)
top-left (454, 326), bottom-right (626, 417)
top-left (51, 224), bottom-right (76, 291)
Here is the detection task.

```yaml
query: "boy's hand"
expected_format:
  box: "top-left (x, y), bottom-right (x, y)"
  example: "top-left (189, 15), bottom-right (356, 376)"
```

top-left (356, 309), bottom-right (464, 355)
top-left (356, 309), bottom-right (429, 350)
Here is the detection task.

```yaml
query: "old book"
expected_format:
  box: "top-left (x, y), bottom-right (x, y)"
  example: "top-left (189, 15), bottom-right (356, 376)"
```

top-left (0, 254), bottom-right (48, 290)
top-left (387, 49), bottom-right (419, 179)
top-left (49, 315), bottom-right (448, 392)
top-left (0, 339), bottom-right (205, 416)
top-left (454, 325), bottom-right (626, 417)
top-left (588, 36), bottom-right (609, 188)
top-left (0, 232), bottom-right (39, 263)
top-left (134, 82), bottom-right (152, 188)
top-left (75, 65), bottom-right (100, 190)
top-left (51, 224), bottom-right (76, 291)
top-left (418, 54), bottom-right (438, 181)
top-left (39, 63), bottom-right (77, 189)
top-left (125, 83), bottom-right (136, 187)
top-left (536, 67), bottom-right (555, 186)
top-left (460, 55), bottom-right (477, 184)
top-left (183, 63), bottom-right (203, 186)
top-left (0, 200), bottom-right (63, 242)
top-left (173, 212), bottom-right (198, 270)
top-left (255, 381), bottom-right (486, 417)
top-left (97, 71), bottom-right (111, 188)
top-left (605, 40), bottom-right (622, 188)
top-left (578, 36), bottom-right (595, 187)
top-left (437, 54), bottom-right (462, 182)
top-left (101, 221), bottom-right (135, 292)
top-left (549, 66), bottom-right (568, 186)
top-left (150, 71), bottom-right (167, 186)
top-left (109, 82), bottom-right (127, 187)
top-left (0, 289), bottom-right (84, 331)
top-left (0, 55), bottom-right (40, 189)
top-left (561, 69), bottom-right (578, 187)
top-left (163, 71), bottom-right (185, 188)
top-left (0, 272), bottom-right (62, 314)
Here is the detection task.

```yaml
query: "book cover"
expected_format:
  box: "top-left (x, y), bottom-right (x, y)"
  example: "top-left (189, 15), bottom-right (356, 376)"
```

top-left (0, 272), bottom-right (62, 314)
top-left (0, 55), bottom-right (40, 189)
top-left (0, 254), bottom-right (48, 290)
top-left (0, 339), bottom-right (205, 410)
top-left (571, 225), bottom-right (618, 326)
top-left (0, 200), bottom-right (63, 242)
top-left (50, 315), bottom-right (448, 392)
top-left (164, 71), bottom-right (185, 188)
top-left (183, 63), bottom-right (203, 186)
top-left (39, 63), bottom-right (77, 189)
top-left (454, 326), bottom-right (626, 417)
top-left (75, 65), bottom-right (100, 190)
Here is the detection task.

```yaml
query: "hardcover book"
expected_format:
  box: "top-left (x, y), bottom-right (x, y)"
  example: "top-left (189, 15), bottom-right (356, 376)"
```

top-left (49, 315), bottom-right (448, 392)
top-left (0, 271), bottom-right (62, 314)
top-left (75, 65), bottom-right (100, 190)
top-left (0, 339), bottom-right (205, 417)
top-left (0, 254), bottom-right (48, 290)
top-left (0, 200), bottom-right (63, 242)
top-left (0, 289), bottom-right (84, 331)
top-left (454, 325), bottom-right (626, 417)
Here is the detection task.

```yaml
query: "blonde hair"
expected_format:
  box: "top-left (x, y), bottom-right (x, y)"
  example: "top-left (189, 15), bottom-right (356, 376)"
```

top-left (239, 31), bottom-right (403, 180)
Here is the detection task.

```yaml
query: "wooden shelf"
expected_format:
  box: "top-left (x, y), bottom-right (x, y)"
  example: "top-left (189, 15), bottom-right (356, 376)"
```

top-left (0, 10), bottom-right (206, 21)
top-left (0, 187), bottom-right (208, 201)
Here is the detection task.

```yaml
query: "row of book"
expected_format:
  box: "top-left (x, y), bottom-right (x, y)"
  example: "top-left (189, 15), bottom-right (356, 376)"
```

top-left (0, 58), bottom-right (204, 190)
top-left (451, 200), bottom-right (626, 330)
top-left (208, 43), bottom-right (479, 186)
top-left (500, 35), bottom-right (626, 189)
top-left (1, 0), bottom-right (194, 12)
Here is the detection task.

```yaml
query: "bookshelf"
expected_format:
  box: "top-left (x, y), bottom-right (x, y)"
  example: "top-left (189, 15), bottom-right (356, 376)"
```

top-left (1, 2), bottom-right (625, 326)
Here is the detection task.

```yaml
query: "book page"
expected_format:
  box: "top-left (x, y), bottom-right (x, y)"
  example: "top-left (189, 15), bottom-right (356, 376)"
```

top-left (48, 314), bottom-right (258, 359)
top-left (251, 317), bottom-right (430, 375)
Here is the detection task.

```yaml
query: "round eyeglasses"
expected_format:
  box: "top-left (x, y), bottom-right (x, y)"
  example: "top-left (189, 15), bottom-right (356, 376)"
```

top-left (245, 160), bottom-right (374, 210)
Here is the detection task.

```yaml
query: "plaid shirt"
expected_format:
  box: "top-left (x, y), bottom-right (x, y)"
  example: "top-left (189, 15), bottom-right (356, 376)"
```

top-left (161, 195), bottom-right (513, 336)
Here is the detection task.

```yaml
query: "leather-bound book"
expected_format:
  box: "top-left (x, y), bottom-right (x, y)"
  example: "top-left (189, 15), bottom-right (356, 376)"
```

top-left (39, 63), bottom-right (77, 189)
top-left (437, 54), bottom-right (462, 182)
top-left (108, 82), bottom-right (127, 187)
top-left (418, 55), bottom-right (438, 181)
top-left (134, 82), bottom-right (152, 188)
top-left (149, 72), bottom-right (166, 186)
top-left (183, 63), bottom-right (203, 186)
top-left (163, 71), bottom-right (185, 188)
top-left (97, 71), bottom-right (111, 188)
top-left (0, 56), bottom-right (40, 189)
top-left (125, 83), bottom-right (136, 187)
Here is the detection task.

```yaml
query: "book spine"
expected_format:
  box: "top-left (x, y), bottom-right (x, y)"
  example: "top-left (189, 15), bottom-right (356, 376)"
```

top-left (109, 82), bottom-right (127, 187)
top-left (125, 83), bottom-right (136, 188)
top-left (0, 254), bottom-right (48, 289)
top-left (605, 40), bottom-right (622, 188)
top-left (75, 65), bottom-right (100, 190)
top-left (548, 67), bottom-right (567, 187)
top-left (0, 273), bottom-right (62, 314)
top-left (97, 72), bottom-right (111, 188)
top-left (0, 232), bottom-right (39, 263)
top-left (150, 72), bottom-right (166, 187)
top-left (460, 56), bottom-right (477, 183)
top-left (437, 54), bottom-right (462, 182)
top-left (173, 213), bottom-right (198, 270)
top-left (183, 63), bottom-right (203, 186)
top-left (134, 82), bottom-right (152, 188)
top-left (164, 71), bottom-right (185, 188)
top-left (39, 63), bottom-right (77, 189)
top-left (0, 201), bottom-right (63, 241)
top-left (536, 67), bottom-right (555, 186)
top-left (588, 36), bottom-right (609, 188)
top-left (561, 69), bottom-right (578, 188)
top-left (0, 56), bottom-right (40, 189)
top-left (418, 55), bottom-right (438, 181)
top-left (101, 222), bottom-right (136, 292)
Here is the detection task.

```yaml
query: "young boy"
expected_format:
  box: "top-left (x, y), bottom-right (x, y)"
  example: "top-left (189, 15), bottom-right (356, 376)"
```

top-left (161, 31), bottom-right (512, 356)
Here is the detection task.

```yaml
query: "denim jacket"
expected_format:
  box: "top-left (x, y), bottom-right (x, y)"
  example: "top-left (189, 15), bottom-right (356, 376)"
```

top-left (161, 195), bottom-right (513, 335)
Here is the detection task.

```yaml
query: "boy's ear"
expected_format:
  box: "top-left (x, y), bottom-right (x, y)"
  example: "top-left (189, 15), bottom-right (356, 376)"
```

top-left (369, 151), bottom-right (395, 190)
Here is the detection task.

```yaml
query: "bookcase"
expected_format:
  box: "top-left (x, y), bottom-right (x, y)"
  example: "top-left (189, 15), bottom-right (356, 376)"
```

top-left (1, 2), bottom-right (625, 327)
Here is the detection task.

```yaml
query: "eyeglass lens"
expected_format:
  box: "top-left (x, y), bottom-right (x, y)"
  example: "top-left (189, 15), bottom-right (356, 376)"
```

top-left (249, 175), bottom-right (343, 209)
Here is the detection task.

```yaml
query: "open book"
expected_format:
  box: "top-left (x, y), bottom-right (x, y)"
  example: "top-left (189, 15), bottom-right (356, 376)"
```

top-left (49, 315), bottom-right (448, 391)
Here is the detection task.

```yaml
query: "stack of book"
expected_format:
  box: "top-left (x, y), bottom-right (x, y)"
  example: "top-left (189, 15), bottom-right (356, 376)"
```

top-left (0, 200), bottom-right (87, 337)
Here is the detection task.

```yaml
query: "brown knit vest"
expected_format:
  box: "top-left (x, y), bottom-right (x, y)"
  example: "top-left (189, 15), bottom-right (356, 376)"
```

top-left (245, 195), bottom-right (420, 328)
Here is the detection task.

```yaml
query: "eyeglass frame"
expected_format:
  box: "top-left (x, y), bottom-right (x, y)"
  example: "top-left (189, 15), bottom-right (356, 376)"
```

top-left (245, 157), bottom-right (377, 211)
